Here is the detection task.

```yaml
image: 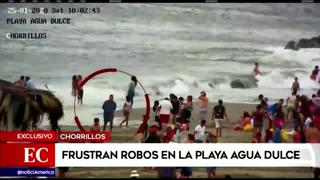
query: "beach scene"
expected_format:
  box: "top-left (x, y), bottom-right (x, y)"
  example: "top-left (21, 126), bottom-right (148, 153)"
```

top-left (0, 3), bottom-right (320, 178)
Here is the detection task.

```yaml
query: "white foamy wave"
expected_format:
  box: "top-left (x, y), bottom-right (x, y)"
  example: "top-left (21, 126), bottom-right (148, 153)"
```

top-left (262, 46), bottom-right (320, 67)
top-left (256, 68), bottom-right (319, 89)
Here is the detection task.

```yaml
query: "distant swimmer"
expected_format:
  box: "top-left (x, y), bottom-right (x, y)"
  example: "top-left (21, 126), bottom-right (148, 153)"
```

top-left (291, 77), bottom-right (300, 94)
top-left (252, 62), bottom-right (261, 76)
top-left (310, 65), bottom-right (319, 81)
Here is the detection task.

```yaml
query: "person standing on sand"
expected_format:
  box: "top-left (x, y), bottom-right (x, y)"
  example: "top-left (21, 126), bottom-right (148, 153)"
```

top-left (194, 120), bottom-right (207, 143)
top-left (252, 62), bottom-right (261, 76)
top-left (181, 95), bottom-right (193, 130)
top-left (153, 100), bottom-right (161, 127)
top-left (120, 96), bottom-right (131, 128)
top-left (159, 98), bottom-right (173, 127)
top-left (102, 94), bottom-right (117, 133)
top-left (252, 104), bottom-right (265, 138)
top-left (199, 91), bottom-right (209, 121)
top-left (177, 97), bottom-right (184, 121)
top-left (170, 94), bottom-right (180, 124)
top-left (291, 77), bottom-right (300, 95)
top-left (127, 76), bottom-right (137, 107)
top-left (286, 91), bottom-right (297, 123)
top-left (213, 100), bottom-right (229, 137)
top-left (258, 94), bottom-right (268, 110)
top-left (77, 75), bottom-right (84, 104)
top-left (71, 75), bottom-right (78, 97)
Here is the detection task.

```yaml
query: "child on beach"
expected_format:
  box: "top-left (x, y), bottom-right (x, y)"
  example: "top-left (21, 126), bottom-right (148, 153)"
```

top-left (206, 133), bottom-right (217, 178)
top-left (252, 104), bottom-right (265, 138)
top-left (291, 77), bottom-right (300, 95)
top-left (194, 120), bottom-right (206, 143)
top-left (90, 118), bottom-right (101, 132)
top-left (90, 118), bottom-right (101, 143)
top-left (120, 96), bottom-right (132, 128)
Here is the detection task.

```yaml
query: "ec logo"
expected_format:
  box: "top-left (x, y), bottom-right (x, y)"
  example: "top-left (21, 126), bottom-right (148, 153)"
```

top-left (24, 148), bottom-right (48, 163)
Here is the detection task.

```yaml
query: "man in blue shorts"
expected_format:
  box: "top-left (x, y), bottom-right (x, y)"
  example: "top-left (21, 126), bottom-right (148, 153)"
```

top-left (102, 94), bottom-right (117, 133)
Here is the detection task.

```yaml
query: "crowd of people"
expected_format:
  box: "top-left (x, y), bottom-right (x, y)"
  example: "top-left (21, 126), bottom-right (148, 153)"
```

top-left (11, 64), bottom-right (320, 178)
top-left (70, 65), bottom-right (320, 178)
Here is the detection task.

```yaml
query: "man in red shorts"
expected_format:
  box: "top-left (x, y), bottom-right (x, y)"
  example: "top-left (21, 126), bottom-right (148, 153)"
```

top-left (159, 98), bottom-right (173, 126)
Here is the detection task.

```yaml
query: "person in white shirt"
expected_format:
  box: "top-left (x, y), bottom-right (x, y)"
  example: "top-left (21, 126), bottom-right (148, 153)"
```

top-left (25, 76), bottom-right (36, 89)
top-left (120, 96), bottom-right (132, 128)
top-left (304, 117), bottom-right (312, 128)
top-left (194, 120), bottom-right (206, 143)
top-left (159, 98), bottom-right (173, 126)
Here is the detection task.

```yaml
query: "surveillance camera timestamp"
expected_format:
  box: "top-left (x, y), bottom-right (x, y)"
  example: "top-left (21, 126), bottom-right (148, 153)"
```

top-left (8, 7), bottom-right (101, 14)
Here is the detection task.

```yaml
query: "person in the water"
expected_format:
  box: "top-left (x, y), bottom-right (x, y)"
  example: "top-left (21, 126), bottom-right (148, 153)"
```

top-left (252, 62), bottom-right (261, 76)
top-left (291, 77), bottom-right (300, 95)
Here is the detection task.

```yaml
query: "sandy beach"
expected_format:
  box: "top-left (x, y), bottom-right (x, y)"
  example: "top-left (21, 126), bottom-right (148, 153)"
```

top-left (57, 102), bottom-right (312, 178)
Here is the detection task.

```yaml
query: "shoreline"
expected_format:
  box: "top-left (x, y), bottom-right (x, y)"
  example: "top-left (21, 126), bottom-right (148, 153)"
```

top-left (55, 102), bottom-right (257, 131)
